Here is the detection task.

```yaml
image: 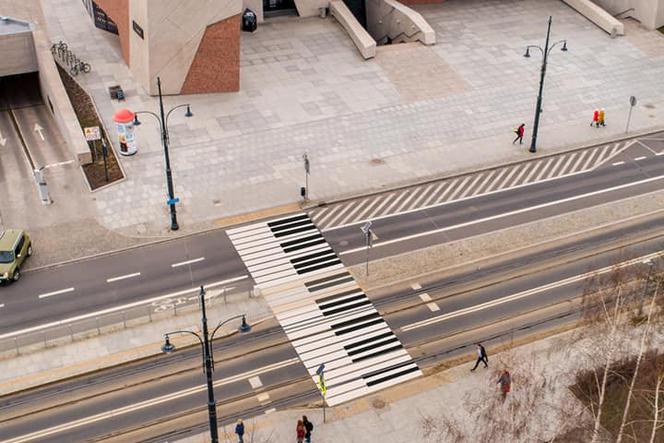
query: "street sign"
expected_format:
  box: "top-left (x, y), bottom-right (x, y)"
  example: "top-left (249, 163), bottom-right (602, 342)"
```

top-left (167, 197), bottom-right (180, 205)
top-left (629, 96), bottom-right (637, 107)
top-left (84, 126), bottom-right (101, 141)
top-left (361, 221), bottom-right (372, 235)
top-left (303, 153), bottom-right (310, 174)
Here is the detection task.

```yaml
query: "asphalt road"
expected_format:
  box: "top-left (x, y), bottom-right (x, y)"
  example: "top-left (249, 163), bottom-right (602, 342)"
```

top-left (1, 141), bottom-right (662, 341)
top-left (1, 218), bottom-right (660, 442)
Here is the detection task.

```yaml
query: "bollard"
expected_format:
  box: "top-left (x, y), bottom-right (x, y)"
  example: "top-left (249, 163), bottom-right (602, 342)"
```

top-left (68, 324), bottom-right (74, 342)
top-left (14, 337), bottom-right (19, 356)
top-left (123, 311), bottom-right (127, 329)
top-left (96, 317), bottom-right (101, 335)
top-left (148, 307), bottom-right (152, 323)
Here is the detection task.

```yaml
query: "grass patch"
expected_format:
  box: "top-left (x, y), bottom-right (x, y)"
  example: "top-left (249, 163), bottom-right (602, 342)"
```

top-left (56, 65), bottom-right (124, 189)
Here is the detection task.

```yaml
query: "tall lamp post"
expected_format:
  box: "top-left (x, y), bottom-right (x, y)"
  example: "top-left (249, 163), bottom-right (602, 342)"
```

top-left (524, 16), bottom-right (568, 154)
top-left (161, 286), bottom-right (251, 443)
top-left (133, 77), bottom-right (193, 231)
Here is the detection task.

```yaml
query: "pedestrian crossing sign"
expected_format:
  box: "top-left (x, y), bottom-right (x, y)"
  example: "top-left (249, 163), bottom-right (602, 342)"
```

top-left (318, 375), bottom-right (327, 397)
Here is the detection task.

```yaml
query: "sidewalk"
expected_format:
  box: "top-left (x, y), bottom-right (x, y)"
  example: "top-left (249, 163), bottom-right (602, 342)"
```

top-left (7, 0), bottom-right (659, 266)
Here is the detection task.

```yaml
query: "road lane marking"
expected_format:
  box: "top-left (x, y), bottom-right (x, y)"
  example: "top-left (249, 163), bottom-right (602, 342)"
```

top-left (171, 257), bottom-right (205, 268)
top-left (2, 358), bottom-right (300, 443)
top-left (634, 156), bottom-right (647, 161)
top-left (657, 152), bottom-right (664, 156)
top-left (418, 292), bottom-right (440, 311)
top-left (0, 276), bottom-right (248, 340)
top-left (400, 251), bottom-right (662, 333)
top-left (418, 293), bottom-right (432, 302)
top-left (0, 304), bottom-right (4, 309)
top-left (249, 376), bottom-right (263, 389)
top-left (38, 287), bottom-right (74, 299)
top-left (257, 392), bottom-right (271, 404)
top-left (265, 408), bottom-right (277, 414)
top-left (410, 283), bottom-right (422, 290)
top-left (612, 161), bottom-right (625, 166)
top-left (106, 272), bottom-right (141, 283)
top-left (339, 174), bottom-right (664, 256)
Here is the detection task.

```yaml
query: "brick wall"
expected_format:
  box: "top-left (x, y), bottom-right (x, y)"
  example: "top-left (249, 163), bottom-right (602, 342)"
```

top-left (180, 14), bottom-right (241, 94)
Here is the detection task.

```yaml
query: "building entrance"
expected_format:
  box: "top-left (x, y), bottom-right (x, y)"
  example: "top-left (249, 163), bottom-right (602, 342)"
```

top-left (263, 0), bottom-right (297, 16)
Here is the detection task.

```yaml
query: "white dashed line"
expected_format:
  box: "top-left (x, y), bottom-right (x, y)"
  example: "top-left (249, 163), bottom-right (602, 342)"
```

top-left (257, 392), bottom-right (271, 404)
top-left (634, 156), bottom-right (647, 161)
top-left (418, 293), bottom-right (432, 302)
top-left (0, 304), bottom-right (4, 309)
top-left (171, 257), bottom-right (205, 268)
top-left (410, 283), bottom-right (422, 290)
top-left (418, 292), bottom-right (440, 311)
top-left (106, 272), bottom-right (141, 283)
top-left (265, 408), bottom-right (277, 415)
top-left (38, 287), bottom-right (75, 299)
top-left (249, 376), bottom-right (263, 389)
top-left (612, 161), bottom-right (625, 166)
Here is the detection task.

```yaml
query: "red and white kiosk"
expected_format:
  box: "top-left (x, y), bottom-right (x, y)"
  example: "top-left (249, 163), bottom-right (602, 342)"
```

top-left (112, 108), bottom-right (138, 156)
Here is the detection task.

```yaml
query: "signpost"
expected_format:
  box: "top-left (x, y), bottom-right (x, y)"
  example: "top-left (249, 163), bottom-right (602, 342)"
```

top-left (303, 153), bottom-right (310, 201)
top-left (625, 96), bottom-right (637, 134)
top-left (85, 126), bottom-right (109, 182)
top-left (317, 363), bottom-right (327, 423)
top-left (361, 221), bottom-right (373, 277)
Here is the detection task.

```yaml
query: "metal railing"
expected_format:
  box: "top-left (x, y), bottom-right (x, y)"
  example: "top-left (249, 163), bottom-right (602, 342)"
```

top-left (0, 287), bottom-right (256, 356)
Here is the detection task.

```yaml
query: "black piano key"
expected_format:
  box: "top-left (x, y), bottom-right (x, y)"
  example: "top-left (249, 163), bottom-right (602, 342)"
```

top-left (270, 219), bottom-right (313, 233)
top-left (365, 366), bottom-right (420, 387)
top-left (295, 259), bottom-right (342, 274)
top-left (351, 344), bottom-right (403, 363)
top-left (322, 300), bottom-right (372, 316)
top-left (347, 337), bottom-right (399, 356)
top-left (284, 239), bottom-right (326, 254)
top-left (290, 249), bottom-right (337, 264)
top-left (334, 318), bottom-right (385, 336)
top-left (273, 224), bottom-right (316, 238)
top-left (344, 331), bottom-right (394, 350)
top-left (281, 233), bottom-right (321, 248)
top-left (319, 293), bottom-right (366, 310)
top-left (267, 213), bottom-right (310, 227)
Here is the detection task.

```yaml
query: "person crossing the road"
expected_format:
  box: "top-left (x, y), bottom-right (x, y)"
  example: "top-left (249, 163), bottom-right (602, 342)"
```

top-left (296, 419), bottom-right (306, 443)
top-left (470, 343), bottom-right (489, 371)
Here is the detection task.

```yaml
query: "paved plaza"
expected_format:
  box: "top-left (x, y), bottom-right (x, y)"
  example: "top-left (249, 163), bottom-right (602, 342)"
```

top-left (27, 0), bottom-right (664, 240)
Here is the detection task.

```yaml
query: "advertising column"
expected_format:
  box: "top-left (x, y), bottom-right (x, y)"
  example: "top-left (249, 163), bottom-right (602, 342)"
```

top-left (112, 108), bottom-right (138, 156)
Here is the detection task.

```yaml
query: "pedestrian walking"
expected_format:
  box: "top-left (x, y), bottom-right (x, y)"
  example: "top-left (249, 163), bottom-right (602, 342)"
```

top-left (470, 343), bottom-right (489, 371)
top-left (302, 415), bottom-right (314, 443)
top-left (296, 419), bottom-right (306, 443)
top-left (235, 419), bottom-right (245, 443)
top-left (599, 108), bottom-right (606, 127)
top-left (512, 123), bottom-right (525, 144)
top-left (591, 108), bottom-right (599, 128)
top-left (497, 369), bottom-right (511, 401)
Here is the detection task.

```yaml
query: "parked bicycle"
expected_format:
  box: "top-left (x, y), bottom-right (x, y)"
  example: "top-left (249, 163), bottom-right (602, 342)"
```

top-left (70, 60), bottom-right (92, 76)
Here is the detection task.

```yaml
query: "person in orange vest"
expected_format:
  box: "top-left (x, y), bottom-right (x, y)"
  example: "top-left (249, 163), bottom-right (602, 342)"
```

top-left (591, 109), bottom-right (599, 128)
top-left (599, 108), bottom-right (606, 127)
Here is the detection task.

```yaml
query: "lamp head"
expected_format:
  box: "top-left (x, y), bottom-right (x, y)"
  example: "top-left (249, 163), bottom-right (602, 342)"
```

top-left (238, 315), bottom-right (251, 333)
top-left (161, 335), bottom-right (175, 353)
top-left (524, 47), bottom-right (531, 58)
top-left (133, 114), bottom-right (141, 126)
top-left (561, 41), bottom-right (568, 52)
top-left (185, 105), bottom-right (193, 118)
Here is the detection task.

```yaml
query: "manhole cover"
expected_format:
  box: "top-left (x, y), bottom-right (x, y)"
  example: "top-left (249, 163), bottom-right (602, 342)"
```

top-left (372, 398), bottom-right (387, 409)
top-left (370, 158), bottom-right (385, 166)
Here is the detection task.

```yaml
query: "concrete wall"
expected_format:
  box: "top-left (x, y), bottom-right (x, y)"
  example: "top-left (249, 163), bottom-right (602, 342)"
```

top-left (366, 0), bottom-right (435, 45)
top-left (562, 0), bottom-right (625, 35)
top-left (0, 30), bottom-right (38, 76)
top-left (94, 0), bottom-right (130, 63)
top-left (591, 0), bottom-right (664, 29)
top-left (330, 0), bottom-right (376, 58)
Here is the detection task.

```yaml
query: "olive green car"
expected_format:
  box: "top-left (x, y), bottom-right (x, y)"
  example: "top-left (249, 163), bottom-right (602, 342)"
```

top-left (0, 230), bottom-right (32, 283)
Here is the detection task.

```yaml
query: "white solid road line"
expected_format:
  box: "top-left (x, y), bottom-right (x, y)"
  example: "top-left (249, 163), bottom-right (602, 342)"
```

top-left (106, 272), bottom-right (141, 283)
top-left (400, 251), bottom-right (662, 333)
top-left (37, 287), bottom-right (75, 299)
top-left (612, 161), bottom-right (625, 166)
top-left (3, 358), bottom-right (301, 443)
top-left (0, 276), bottom-right (248, 340)
top-left (339, 174), bottom-right (664, 256)
top-left (634, 156), bottom-right (647, 161)
top-left (171, 257), bottom-right (205, 268)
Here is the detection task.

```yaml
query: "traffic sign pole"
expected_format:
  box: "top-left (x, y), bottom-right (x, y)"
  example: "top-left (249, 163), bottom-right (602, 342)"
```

top-left (625, 95), bottom-right (637, 134)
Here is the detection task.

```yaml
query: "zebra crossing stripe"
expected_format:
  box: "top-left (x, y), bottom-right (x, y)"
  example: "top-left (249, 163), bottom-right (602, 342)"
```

top-left (227, 213), bottom-right (421, 406)
top-left (309, 141), bottom-right (647, 231)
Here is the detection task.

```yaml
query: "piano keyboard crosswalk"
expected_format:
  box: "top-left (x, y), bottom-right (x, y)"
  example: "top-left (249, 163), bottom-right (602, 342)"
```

top-left (227, 213), bottom-right (422, 406)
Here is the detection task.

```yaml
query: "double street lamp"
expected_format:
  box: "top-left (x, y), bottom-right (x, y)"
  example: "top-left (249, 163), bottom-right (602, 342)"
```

top-left (524, 16), bottom-right (568, 154)
top-left (161, 286), bottom-right (251, 443)
top-left (133, 77), bottom-right (193, 231)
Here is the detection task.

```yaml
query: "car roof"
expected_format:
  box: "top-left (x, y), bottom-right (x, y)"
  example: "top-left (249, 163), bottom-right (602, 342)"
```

top-left (0, 230), bottom-right (23, 250)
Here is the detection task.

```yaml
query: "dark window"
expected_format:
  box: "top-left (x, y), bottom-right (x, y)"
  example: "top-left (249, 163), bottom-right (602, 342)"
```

top-left (14, 235), bottom-right (24, 257)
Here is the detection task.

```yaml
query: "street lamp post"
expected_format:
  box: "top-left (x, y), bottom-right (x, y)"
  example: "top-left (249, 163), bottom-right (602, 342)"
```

top-left (133, 77), bottom-right (193, 231)
top-left (524, 16), bottom-right (568, 154)
top-left (161, 286), bottom-right (251, 443)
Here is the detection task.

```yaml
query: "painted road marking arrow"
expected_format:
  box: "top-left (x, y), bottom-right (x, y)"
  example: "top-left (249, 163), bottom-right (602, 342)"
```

top-left (0, 130), bottom-right (7, 147)
top-left (34, 123), bottom-right (45, 141)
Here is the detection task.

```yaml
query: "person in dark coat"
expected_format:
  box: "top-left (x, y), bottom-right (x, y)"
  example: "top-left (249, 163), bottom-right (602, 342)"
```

top-left (302, 415), bottom-right (314, 443)
top-left (470, 343), bottom-right (489, 371)
top-left (513, 123), bottom-right (525, 144)
top-left (498, 369), bottom-right (511, 401)
top-left (235, 419), bottom-right (245, 443)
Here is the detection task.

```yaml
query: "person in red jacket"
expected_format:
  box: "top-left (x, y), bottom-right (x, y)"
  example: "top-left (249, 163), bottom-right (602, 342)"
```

top-left (512, 123), bottom-right (525, 144)
top-left (296, 419), bottom-right (306, 443)
top-left (497, 369), bottom-right (511, 401)
top-left (591, 109), bottom-right (599, 128)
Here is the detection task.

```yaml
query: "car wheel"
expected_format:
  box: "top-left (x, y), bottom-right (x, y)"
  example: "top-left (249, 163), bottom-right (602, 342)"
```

top-left (27, 245), bottom-right (33, 257)
top-left (13, 268), bottom-right (20, 282)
